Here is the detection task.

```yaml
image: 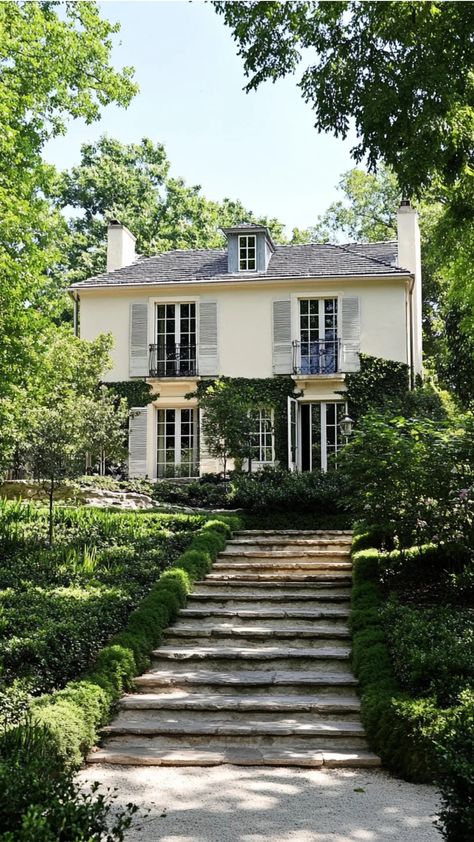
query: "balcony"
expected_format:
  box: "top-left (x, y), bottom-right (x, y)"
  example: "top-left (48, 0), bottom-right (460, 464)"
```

top-left (292, 339), bottom-right (340, 375)
top-left (149, 343), bottom-right (198, 378)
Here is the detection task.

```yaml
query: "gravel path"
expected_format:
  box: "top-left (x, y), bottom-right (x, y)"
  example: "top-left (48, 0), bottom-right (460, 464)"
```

top-left (78, 764), bottom-right (441, 841)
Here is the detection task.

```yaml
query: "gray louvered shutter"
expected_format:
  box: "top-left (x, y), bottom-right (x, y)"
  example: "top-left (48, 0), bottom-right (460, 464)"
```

top-left (129, 301), bottom-right (149, 377)
top-left (128, 407), bottom-right (148, 478)
top-left (199, 301), bottom-right (218, 376)
top-left (272, 300), bottom-right (292, 374)
top-left (341, 296), bottom-right (360, 372)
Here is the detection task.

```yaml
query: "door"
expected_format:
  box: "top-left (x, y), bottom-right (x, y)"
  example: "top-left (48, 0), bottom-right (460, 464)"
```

top-left (300, 402), bottom-right (346, 472)
top-left (156, 303), bottom-right (197, 376)
top-left (157, 408), bottom-right (199, 477)
top-left (299, 298), bottom-right (338, 374)
top-left (287, 396), bottom-right (298, 472)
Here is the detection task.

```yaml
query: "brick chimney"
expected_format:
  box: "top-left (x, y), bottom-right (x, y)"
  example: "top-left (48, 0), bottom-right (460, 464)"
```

top-left (106, 220), bottom-right (136, 272)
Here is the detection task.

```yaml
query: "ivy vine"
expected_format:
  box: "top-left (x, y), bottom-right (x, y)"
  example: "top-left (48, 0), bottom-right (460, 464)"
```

top-left (103, 381), bottom-right (158, 408)
top-left (341, 354), bottom-right (410, 420)
top-left (190, 376), bottom-right (299, 467)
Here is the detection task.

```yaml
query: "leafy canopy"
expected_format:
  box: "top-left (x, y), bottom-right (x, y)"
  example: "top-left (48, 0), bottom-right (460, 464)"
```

top-left (215, 1), bottom-right (474, 197)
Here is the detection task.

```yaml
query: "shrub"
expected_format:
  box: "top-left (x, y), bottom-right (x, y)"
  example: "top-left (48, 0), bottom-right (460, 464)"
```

top-left (230, 467), bottom-right (348, 514)
top-left (436, 690), bottom-right (474, 842)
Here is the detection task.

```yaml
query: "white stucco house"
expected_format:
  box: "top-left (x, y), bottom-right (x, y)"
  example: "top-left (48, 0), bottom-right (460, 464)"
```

top-left (70, 202), bottom-right (422, 479)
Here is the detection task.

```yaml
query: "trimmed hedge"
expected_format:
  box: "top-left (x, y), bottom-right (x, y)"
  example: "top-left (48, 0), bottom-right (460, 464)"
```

top-left (351, 546), bottom-right (439, 781)
top-left (25, 515), bottom-right (239, 770)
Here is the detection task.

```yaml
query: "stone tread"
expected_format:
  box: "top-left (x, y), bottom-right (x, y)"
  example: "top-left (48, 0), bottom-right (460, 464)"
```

top-left (178, 607), bottom-right (351, 618)
top-left (102, 718), bottom-right (366, 738)
top-left (134, 670), bottom-right (358, 688)
top-left (234, 530), bottom-right (354, 535)
top-left (151, 645), bottom-right (351, 660)
top-left (120, 693), bottom-right (361, 712)
top-left (87, 746), bottom-right (379, 768)
top-left (167, 625), bottom-right (351, 639)
top-left (213, 561), bottom-right (353, 569)
top-left (194, 578), bottom-right (352, 587)
top-left (219, 550), bottom-right (351, 557)
top-left (188, 592), bottom-right (351, 602)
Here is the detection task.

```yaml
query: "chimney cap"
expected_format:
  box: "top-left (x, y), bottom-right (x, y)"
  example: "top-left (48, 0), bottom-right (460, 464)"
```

top-left (399, 199), bottom-right (411, 208)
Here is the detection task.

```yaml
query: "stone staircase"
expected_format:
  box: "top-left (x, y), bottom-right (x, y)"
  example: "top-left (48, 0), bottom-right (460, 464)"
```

top-left (88, 530), bottom-right (380, 769)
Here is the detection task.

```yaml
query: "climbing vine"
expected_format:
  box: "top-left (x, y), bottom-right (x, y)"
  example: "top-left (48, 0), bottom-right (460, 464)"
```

top-left (341, 354), bottom-right (410, 420)
top-left (189, 376), bottom-right (299, 467)
top-left (103, 381), bottom-right (158, 408)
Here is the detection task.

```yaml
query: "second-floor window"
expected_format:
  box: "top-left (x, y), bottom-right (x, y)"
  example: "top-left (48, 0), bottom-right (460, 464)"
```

top-left (299, 298), bottom-right (338, 374)
top-left (155, 303), bottom-right (196, 376)
top-left (238, 234), bottom-right (257, 271)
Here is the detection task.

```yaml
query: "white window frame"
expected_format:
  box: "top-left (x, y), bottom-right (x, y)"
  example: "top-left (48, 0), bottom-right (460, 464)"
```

top-left (238, 234), bottom-right (257, 272)
top-left (156, 407), bottom-right (199, 478)
top-left (248, 407), bottom-right (275, 466)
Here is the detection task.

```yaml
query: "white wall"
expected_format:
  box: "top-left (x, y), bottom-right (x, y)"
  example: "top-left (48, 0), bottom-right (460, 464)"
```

top-left (79, 275), bottom-right (409, 383)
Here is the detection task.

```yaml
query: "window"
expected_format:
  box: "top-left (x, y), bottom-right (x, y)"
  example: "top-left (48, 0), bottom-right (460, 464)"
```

top-left (299, 298), bottom-right (338, 374)
top-left (155, 303), bottom-right (196, 376)
top-left (300, 402), bottom-right (345, 472)
top-left (238, 234), bottom-right (257, 271)
top-left (249, 408), bottom-right (274, 463)
top-left (157, 408), bottom-right (199, 477)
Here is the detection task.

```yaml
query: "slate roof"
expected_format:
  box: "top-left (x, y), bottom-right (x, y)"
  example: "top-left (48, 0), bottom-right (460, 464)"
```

top-left (72, 239), bottom-right (409, 290)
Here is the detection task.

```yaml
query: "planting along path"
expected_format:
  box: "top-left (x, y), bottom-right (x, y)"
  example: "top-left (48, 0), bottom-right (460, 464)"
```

top-left (88, 530), bottom-right (379, 767)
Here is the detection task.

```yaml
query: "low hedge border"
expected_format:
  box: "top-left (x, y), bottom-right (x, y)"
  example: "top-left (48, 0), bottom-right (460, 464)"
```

top-left (351, 544), bottom-right (439, 782)
top-left (29, 515), bottom-right (240, 769)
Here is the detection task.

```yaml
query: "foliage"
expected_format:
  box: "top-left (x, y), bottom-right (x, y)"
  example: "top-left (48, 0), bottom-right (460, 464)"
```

top-left (302, 166), bottom-right (400, 244)
top-left (193, 379), bottom-right (253, 475)
top-left (216, 1), bottom-right (474, 197)
top-left (0, 1), bottom-right (136, 410)
top-left (82, 387), bottom-right (130, 476)
top-left (191, 376), bottom-right (296, 468)
top-left (59, 135), bottom-right (287, 282)
top-left (230, 466), bottom-right (347, 515)
top-left (342, 354), bottom-right (410, 420)
top-left (151, 479), bottom-right (229, 509)
top-left (0, 720), bottom-right (138, 841)
top-left (339, 409), bottom-right (474, 548)
top-left (436, 690), bottom-right (474, 842)
top-left (383, 601), bottom-right (474, 707)
top-left (104, 380), bottom-right (158, 409)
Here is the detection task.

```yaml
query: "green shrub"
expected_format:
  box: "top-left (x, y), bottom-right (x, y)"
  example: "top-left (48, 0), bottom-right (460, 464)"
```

top-left (230, 467), bottom-right (348, 514)
top-left (436, 690), bottom-right (474, 842)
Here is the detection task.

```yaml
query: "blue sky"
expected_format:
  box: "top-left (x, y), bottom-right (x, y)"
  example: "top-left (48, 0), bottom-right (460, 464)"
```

top-left (45, 0), bottom-right (357, 234)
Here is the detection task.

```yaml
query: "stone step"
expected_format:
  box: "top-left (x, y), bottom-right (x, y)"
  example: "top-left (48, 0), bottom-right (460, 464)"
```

top-left (166, 625), bottom-right (350, 643)
top-left (120, 692), bottom-right (361, 714)
top-left (213, 561), bottom-right (352, 571)
top-left (204, 575), bottom-right (352, 585)
top-left (229, 537), bottom-right (352, 545)
top-left (151, 645), bottom-right (351, 661)
top-left (234, 530), bottom-right (353, 536)
top-left (194, 578), bottom-right (352, 588)
top-left (220, 547), bottom-right (350, 557)
top-left (88, 745), bottom-right (380, 768)
top-left (178, 607), bottom-right (351, 621)
top-left (102, 717), bottom-right (367, 742)
top-left (134, 669), bottom-right (359, 694)
top-left (188, 582), bottom-right (351, 609)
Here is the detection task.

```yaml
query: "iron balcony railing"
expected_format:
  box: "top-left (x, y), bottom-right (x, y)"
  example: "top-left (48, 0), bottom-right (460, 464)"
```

top-left (149, 343), bottom-right (198, 378)
top-left (292, 338), bottom-right (340, 375)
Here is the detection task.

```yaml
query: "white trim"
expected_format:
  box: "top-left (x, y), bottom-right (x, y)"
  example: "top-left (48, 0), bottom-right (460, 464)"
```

top-left (238, 234), bottom-right (258, 272)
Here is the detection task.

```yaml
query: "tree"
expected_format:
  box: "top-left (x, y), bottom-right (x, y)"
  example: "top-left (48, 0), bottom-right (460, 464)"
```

top-left (215, 1), bottom-right (474, 198)
top-left (82, 387), bottom-right (130, 476)
top-left (196, 380), bottom-right (253, 478)
top-left (58, 136), bottom-right (287, 283)
top-left (0, 1), bottom-right (137, 411)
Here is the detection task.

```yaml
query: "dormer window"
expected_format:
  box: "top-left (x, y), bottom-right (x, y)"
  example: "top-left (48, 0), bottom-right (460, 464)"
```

top-left (238, 234), bottom-right (257, 271)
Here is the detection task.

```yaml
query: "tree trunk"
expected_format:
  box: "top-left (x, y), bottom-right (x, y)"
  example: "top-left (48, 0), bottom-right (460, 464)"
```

top-left (48, 479), bottom-right (54, 546)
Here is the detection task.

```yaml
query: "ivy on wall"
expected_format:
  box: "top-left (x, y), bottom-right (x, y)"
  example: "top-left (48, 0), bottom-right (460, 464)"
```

top-left (190, 376), bottom-right (299, 468)
top-left (103, 381), bottom-right (158, 409)
top-left (341, 354), bottom-right (410, 420)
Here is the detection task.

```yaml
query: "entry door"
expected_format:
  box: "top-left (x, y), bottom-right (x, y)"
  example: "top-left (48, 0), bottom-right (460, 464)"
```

top-left (157, 408), bottom-right (199, 477)
top-left (300, 402), bottom-right (345, 472)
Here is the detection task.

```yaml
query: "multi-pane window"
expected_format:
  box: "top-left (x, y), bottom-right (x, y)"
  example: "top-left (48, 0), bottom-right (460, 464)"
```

top-left (300, 402), bottom-right (345, 472)
top-left (155, 303), bottom-right (196, 376)
top-left (325, 402), bottom-right (345, 466)
top-left (157, 408), bottom-right (199, 478)
top-left (249, 408), bottom-right (274, 463)
top-left (238, 234), bottom-right (257, 271)
top-left (299, 298), bottom-right (338, 374)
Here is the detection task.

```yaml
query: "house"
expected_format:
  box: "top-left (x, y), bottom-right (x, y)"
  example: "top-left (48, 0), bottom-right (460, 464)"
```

top-left (70, 202), bottom-right (422, 478)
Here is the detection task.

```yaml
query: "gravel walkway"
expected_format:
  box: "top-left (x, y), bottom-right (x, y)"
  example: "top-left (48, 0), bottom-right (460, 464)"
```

top-left (78, 764), bottom-right (441, 841)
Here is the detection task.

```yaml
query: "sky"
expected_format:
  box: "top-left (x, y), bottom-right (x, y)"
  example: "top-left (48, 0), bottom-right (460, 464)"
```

top-left (44, 0), bottom-right (357, 234)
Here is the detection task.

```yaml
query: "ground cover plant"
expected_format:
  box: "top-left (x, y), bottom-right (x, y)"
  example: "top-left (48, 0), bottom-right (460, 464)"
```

top-left (0, 499), bottom-right (238, 838)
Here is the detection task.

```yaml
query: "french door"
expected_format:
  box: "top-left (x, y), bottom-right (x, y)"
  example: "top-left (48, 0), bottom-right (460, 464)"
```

top-left (156, 303), bottom-right (197, 376)
top-left (157, 408), bottom-right (199, 478)
top-left (297, 402), bottom-right (345, 472)
top-left (299, 298), bottom-right (338, 374)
